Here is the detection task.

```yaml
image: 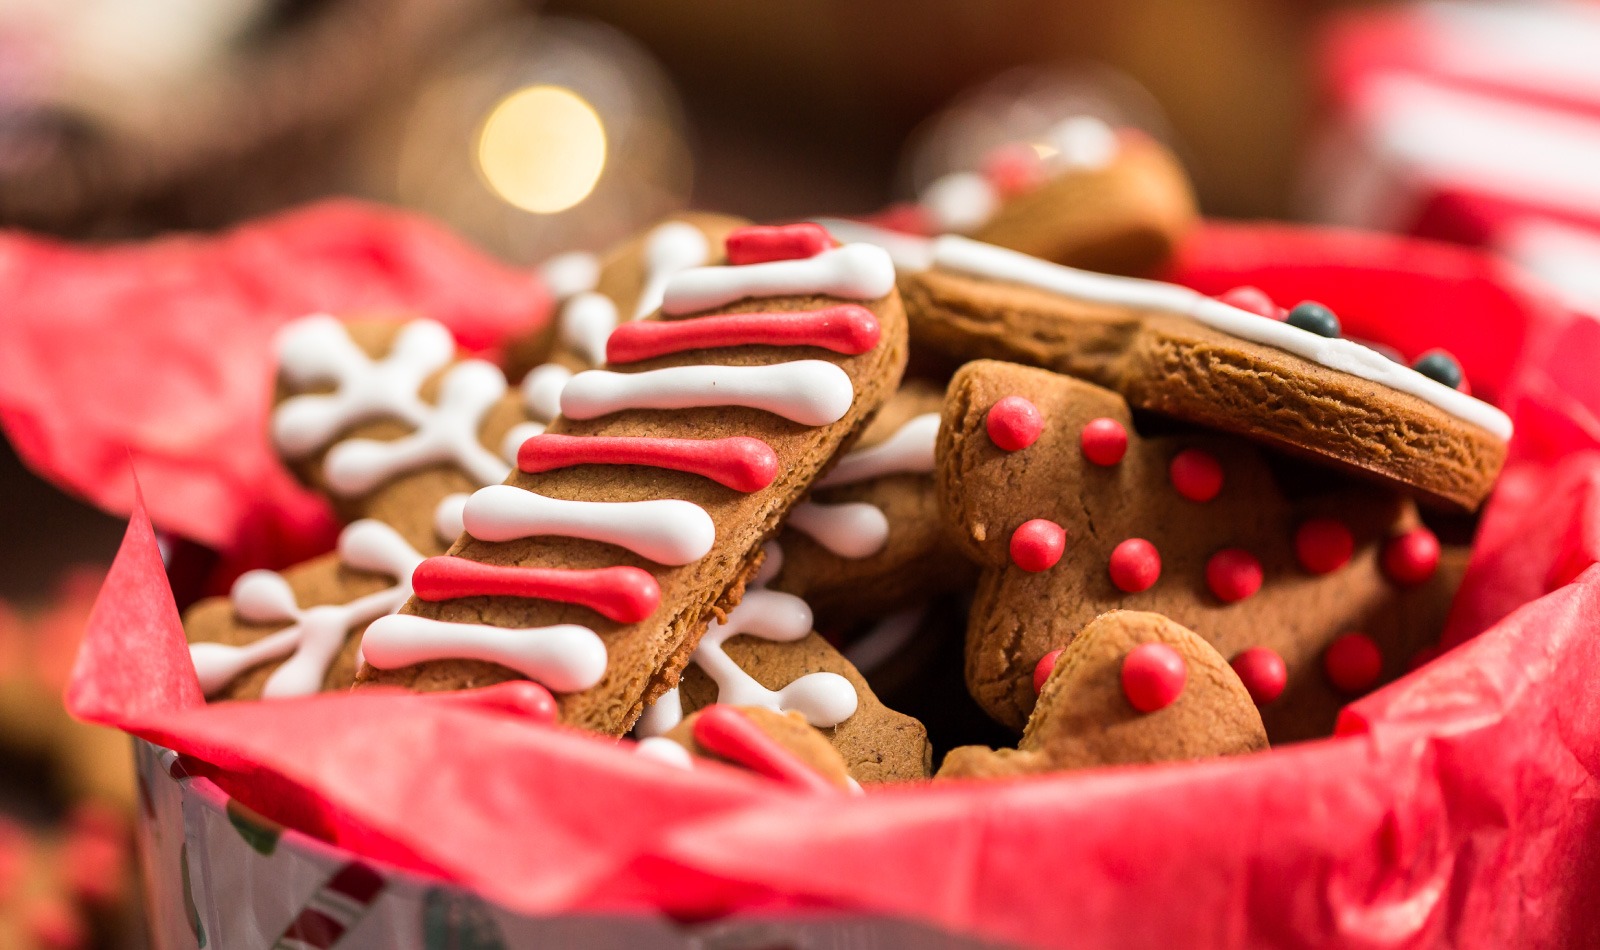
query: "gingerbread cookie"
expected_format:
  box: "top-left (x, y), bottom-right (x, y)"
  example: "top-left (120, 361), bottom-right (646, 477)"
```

top-left (634, 542), bottom-right (931, 782)
top-left (766, 379), bottom-right (976, 628)
top-left (906, 237), bottom-right (1510, 509)
top-left (358, 225), bottom-right (910, 737)
top-left (939, 611), bottom-right (1267, 778)
top-left (513, 212), bottom-right (750, 378)
top-left (638, 705), bottom-right (854, 793)
top-left (921, 118), bottom-right (1196, 276)
top-left (940, 360), bottom-right (1464, 740)
top-left (185, 315), bottom-right (535, 700)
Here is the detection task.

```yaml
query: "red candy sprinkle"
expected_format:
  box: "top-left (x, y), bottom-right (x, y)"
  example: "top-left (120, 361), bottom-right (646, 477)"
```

top-left (1010, 519), bottom-right (1066, 572)
top-left (1206, 548), bottom-right (1263, 602)
top-left (1218, 285), bottom-right (1284, 320)
top-left (1230, 647), bottom-right (1287, 705)
top-left (1169, 449), bottom-right (1224, 502)
top-left (986, 396), bottom-right (1043, 452)
top-left (1079, 417), bottom-right (1128, 466)
top-left (1033, 649), bottom-right (1063, 694)
top-left (1108, 538), bottom-right (1161, 592)
top-left (724, 223), bottom-right (833, 265)
top-left (1294, 518), bottom-right (1354, 574)
top-left (1383, 527), bottom-right (1441, 586)
top-left (1121, 643), bottom-right (1187, 713)
top-left (1324, 633), bottom-right (1383, 693)
top-left (981, 143), bottom-right (1045, 197)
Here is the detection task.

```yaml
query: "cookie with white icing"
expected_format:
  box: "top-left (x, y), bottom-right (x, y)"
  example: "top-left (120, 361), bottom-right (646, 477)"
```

top-left (906, 236), bottom-right (1510, 509)
top-left (185, 316), bottom-right (540, 701)
top-left (940, 360), bottom-right (1465, 739)
top-left (938, 611), bottom-right (1268, 779)
top-left (766, 378), bottom-right (976, 628)
top-left (357, 225), bottom-right (911, 736)
top-left (634, 542), bottom-right (931, 783)
top-left (914, 117), bottom-right (1197, 276)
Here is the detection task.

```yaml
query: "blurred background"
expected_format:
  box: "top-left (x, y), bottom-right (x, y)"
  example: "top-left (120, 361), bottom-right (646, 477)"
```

top-left (3, 0), bottom-right (1598, 945)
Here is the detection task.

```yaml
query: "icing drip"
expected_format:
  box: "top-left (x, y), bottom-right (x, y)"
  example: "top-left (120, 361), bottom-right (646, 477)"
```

top-left (463, 484), bottom-right (715, 565)
top-left (521, 364), bottom-right (572, 424)
top-left (636, 542), bottom-right (858, 737)
top-left (272, 316), bottom-right (454, 459)
top-left (662, 244), bottom-right (896, 315)
top-left (433, 493), bottom-right (468, 545)
top-left (540, 251), bottom-right (601, 300)
top-left (788, 412), bottom-right (940, 560)
top-left (786, 501), bottom-right (890, 559)
top-left (323, 360), bottom-right (512, 496)
top-left (932, 236), bottom-right (1514, 440)
top-left (921, 171), bottom-right (998, 234)
top-left (635, 221), bottom-right (711, 318)
top-left (815, 412), bottom-right (940, 488)
top-left (605, 306), bottom-right (881, 364)
top-left (561, 361), bottom-right (856, 426)
top-left (558, 292), bottom-right (619, 367)
top-left (189, 520), bottom-right (423, 698)
top-left (360, 614), bottom-right (608, 693)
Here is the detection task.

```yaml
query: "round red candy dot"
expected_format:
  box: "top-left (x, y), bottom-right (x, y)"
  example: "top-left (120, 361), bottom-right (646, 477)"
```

top-left (1108, 538), bottom-right (1161, 593)
top-left (1230, 647), bottom-right (1287, 705)
top-left (1206, 548), bottom-right (1263, 603)
top-left (1033, 649), bottom-right (1063, 694)
top-left (1294, 518), bottom-right (1355, 574)
top-left (1121, 643), bottom-right (1187, 713)
top-left (1218, 285), bottom-right (1284, 320)
top-left (1080, 417), bottom-right (1128, 466)
top-left (986, 396), bottom-right (1044, 452)
top-left (1324, 633), bottom-right (1383, 694)
top-left (1383, 528), bottom-right (1441, 586)
top-left (1010, 519), bottom-right (1066, 572)
top-left (1169, 449), bottom-right (1224, 502)
top-left (981, 143), bottom-right (1044, 197)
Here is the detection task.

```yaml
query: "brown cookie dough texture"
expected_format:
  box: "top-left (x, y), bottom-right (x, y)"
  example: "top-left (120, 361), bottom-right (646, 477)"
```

top-left (769, 379), bottom-right (976, 629)
top-left (509, 213), bottom-right (750, 377)
top-left (904, 244), bottom-right (1507, 509)
top-left (939, 611), bottom-right (1267, 778)
top-left (972, 131), bottom-right (1198, 277)
top-left (940, 360), bottom-right (1463, 741)
top-left (184, 318), bottom-right (531, 701)
top-left (361, 249), bottom-right (911, 738)
top-left (664, 706), bottom-right (853, 791)
top-left (674, 625), bottom-right (932, 783)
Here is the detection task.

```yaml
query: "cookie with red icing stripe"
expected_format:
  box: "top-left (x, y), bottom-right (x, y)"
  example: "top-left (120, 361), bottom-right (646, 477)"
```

top-left (940, 360), bottom-right (1465, 740)
top-left (904, 236), bottom-right (1509, 510)
top-left (938, 611), bottom-right (1267, 778)
top-left (357, 225), bottom-right (910, 736)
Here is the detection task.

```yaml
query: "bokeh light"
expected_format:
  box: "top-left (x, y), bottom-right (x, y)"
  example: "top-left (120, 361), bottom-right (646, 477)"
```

top-left (476, 85), bottom-right (607, 214)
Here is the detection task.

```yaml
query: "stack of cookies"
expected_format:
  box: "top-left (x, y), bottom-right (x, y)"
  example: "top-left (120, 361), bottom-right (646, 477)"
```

top-left (183, 118), bottom-right (1510, 787)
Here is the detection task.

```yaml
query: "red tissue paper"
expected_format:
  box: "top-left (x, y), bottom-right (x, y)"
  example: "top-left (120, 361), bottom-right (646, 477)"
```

top-left (52, 222), bottom-right (1600, 947)
top-left (0, 201), bottom-right (551, 571)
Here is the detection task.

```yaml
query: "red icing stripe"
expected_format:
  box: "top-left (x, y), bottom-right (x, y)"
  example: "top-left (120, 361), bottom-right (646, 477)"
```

top-left (518, 433), bottom-right (779, 493)
top-left (412, 558), bottom-right (661, 624)
top-left (690, 704), bottom-right (841, 795)
top-left (724, 223), bottom-right (833, 265)
top-left (277, 909), bottom-right (345, 949)
top-left (606, 306), bottom-right (880, 364)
